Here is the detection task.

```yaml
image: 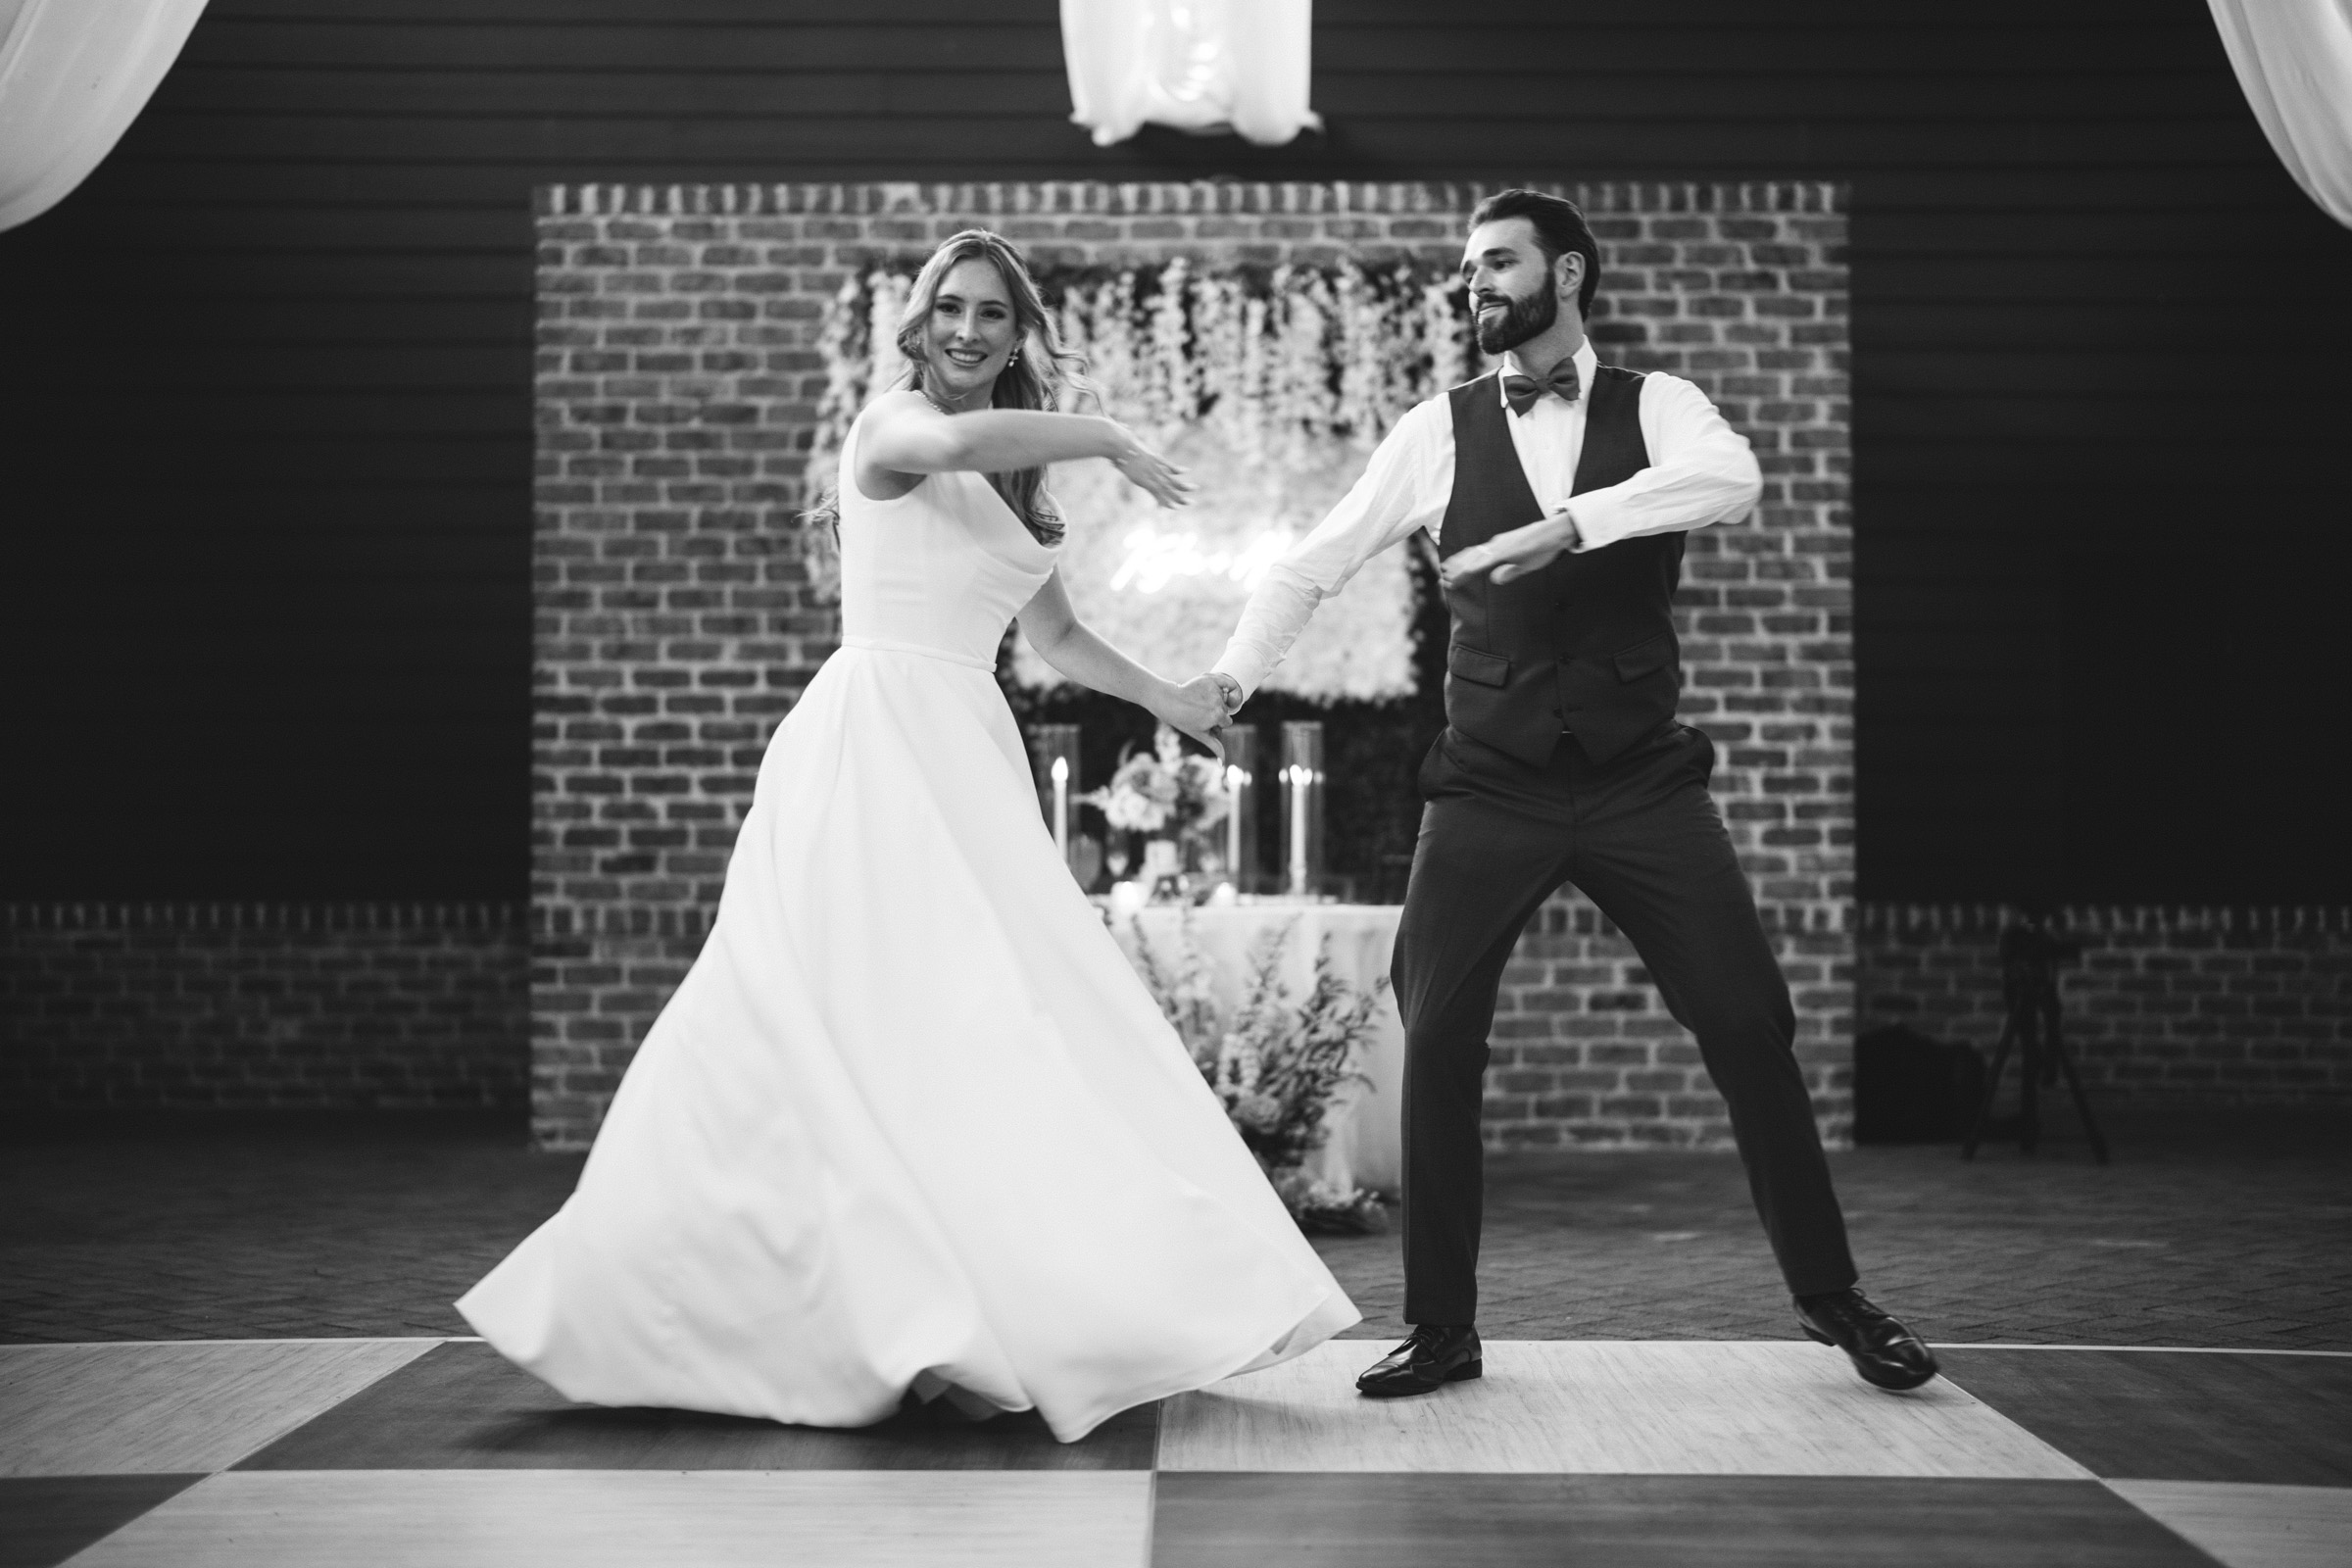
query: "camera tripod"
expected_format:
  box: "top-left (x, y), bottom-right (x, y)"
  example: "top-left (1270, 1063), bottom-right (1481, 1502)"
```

top-left (1960, 920), bottom-right (2111, 1163)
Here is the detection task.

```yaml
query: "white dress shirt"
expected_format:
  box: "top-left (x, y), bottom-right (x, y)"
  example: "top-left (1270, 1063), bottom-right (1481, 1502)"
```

top-left (1212, 338), bottom-right (1763, 699)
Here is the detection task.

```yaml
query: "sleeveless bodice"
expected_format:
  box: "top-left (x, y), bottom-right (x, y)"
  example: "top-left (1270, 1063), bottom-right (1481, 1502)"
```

top-left (835, 413), bottom-right (1058, 669)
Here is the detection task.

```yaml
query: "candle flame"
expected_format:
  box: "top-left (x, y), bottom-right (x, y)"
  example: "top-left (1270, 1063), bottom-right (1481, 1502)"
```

top-left (1051, 757), bottom-right (1068, 783)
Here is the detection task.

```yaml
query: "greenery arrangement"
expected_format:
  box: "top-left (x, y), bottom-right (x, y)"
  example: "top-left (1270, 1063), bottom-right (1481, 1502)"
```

top-left (1127, 912), bottom-right (1392, 1234)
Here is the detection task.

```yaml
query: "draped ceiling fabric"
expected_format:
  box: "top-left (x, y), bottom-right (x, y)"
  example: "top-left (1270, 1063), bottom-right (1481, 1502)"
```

top-left (0, 0), bottom-right (210, 231)
top-left (1061, 0), bottom-right (1319, 148)
top-left (2208, 0), bottom-right (2352, 227)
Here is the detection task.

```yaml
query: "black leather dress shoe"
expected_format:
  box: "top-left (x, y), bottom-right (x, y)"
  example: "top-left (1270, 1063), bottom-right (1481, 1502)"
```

top-left (1355, 1324), bottom-right (1483, 1398)
top-left (1795, 1289), bottom-right (1939, 1391)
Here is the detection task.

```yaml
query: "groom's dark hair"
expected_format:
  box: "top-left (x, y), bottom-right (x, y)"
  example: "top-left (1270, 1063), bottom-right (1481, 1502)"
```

top-left (1468, 189), bottom-right (1601, 319)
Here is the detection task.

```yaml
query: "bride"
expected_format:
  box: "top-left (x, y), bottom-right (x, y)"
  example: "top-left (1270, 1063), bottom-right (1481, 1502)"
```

top-left (459, 229), bottom-right (1358, 1442)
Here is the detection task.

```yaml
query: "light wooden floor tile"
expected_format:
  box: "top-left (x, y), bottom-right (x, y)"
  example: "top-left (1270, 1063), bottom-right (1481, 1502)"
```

top-left (2108, 1482), bottom-right (2352, 1568)
top-left (0, 1340), bottom-right (436, 1477)
top-left (63, 1470), bottom-right (1152, 1568)
top-left (1158, 1340), bottom-right (2092, 1478)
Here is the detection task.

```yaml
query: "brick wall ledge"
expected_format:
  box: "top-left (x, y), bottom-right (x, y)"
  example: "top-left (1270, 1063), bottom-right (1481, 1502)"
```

top-left (1861, 904), bottom-right (2352, 937)
top-left (1, 902), bottom-right (526, 933)
top-left (536, 180), bottom-right (1844, 220)
top-left (533, 905), bottom-right (713, 941)
top-left (18, 900), bottom-right (2328, 939)
top-left (532, 897), bottom-right (1847, 945)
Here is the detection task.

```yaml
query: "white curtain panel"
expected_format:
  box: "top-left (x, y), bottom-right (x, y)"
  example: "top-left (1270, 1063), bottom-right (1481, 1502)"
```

top-left (1062, 0), bottom-right (1320, 147)
top-left (0, 0), bottom-right (210, 231)
top-left (2208, 0), bottom-right (2352, 227)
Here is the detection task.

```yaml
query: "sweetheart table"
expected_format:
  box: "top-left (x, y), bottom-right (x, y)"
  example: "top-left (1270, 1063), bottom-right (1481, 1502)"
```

top-left (1107, 902), bottom-right (1404, 1197)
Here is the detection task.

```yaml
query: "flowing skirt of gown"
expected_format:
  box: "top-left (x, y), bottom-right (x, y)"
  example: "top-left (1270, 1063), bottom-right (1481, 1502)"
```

top-left (459, 638), bottom-right (1359, 1442)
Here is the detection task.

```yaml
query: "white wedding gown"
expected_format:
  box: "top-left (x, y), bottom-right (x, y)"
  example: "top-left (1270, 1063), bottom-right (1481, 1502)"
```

top-left (459, 410), bottom-right (1357, 1442)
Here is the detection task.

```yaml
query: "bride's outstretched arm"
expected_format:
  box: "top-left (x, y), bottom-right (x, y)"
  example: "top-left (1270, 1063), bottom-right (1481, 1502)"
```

top-left (859, 393), bottom-right (1192, 508)
top-left (1016, 570), bottom-right (1227, 760)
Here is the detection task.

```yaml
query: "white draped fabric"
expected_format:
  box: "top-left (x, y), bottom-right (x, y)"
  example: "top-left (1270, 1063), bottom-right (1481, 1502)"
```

top-left (1061, 0), bottom-right (1319, 147)
top-left (2208, 0), bottom-right (2352, 227)
top-left (0, 0), bottom-right (209, 231)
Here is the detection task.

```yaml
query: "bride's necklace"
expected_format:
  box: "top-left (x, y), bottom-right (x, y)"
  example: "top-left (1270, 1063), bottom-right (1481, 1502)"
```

top-left (923, 386), bottom-right (976, 417)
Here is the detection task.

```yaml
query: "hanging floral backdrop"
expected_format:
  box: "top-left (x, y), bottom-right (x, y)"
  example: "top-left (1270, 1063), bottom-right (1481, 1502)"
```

top-left (810, 258), bottom-right (1479, 703)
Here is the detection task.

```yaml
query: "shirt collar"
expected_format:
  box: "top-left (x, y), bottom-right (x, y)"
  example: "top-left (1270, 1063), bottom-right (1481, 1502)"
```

top-left (1496, 338), bottom-right (1598, 409)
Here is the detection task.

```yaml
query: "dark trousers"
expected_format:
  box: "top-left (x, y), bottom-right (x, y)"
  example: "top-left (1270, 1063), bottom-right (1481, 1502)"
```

top-left (1392, 721), bottom-right (1858, 1325)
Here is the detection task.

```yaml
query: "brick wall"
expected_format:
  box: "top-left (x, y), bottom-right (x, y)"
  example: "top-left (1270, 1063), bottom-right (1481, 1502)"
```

top-left (533, 179), bottom-right (1853, 1152)
top-left (1859, 905), bottom-right (2352, 1104)
top-left (1485, 899), bottom-right (1851, 1150)
top-left (1, 905), bottom-right (527, 1120)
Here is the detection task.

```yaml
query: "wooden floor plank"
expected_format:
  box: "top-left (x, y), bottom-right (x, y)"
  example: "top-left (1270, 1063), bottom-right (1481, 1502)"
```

top-left (236, 1341), bottom-right (1156, 1472)
top-left (62, 1470), bottom-right (1151, 1568)
top-left (1158, 1341), bottom-right (2088, 1477)
top-left (1937, 1349), bottom-right (2352, 1485)
top-left (0, 1341), bottom-right (434, 1478)
top-left (2107, 1481), bottom-right (2352, 1568)
top-left (1151, 1474), bottom-right (2219, 1567)
top-left (0, 1475), bottom-right (202, 1568)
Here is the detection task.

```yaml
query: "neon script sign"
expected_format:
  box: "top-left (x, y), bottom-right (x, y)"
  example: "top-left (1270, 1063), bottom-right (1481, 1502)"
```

top-left (1105, 523), bottom-right (1300, 594)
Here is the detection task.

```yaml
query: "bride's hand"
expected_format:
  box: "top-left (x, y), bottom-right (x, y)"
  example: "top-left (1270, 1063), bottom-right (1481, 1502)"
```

top-left (1108, 427), bottom-right (1195, 509)
top-left (1154, 675), bottom-right (1229, 761)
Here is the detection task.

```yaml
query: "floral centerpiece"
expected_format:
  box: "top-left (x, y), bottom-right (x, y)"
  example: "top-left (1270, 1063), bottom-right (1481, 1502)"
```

top-left (1080, 724), bottom-right (1230, 890)
top-left (1128, 913), bottom-right (1390, 1234)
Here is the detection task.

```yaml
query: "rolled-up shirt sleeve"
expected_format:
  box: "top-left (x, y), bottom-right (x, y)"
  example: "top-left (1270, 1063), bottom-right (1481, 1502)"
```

top-left (1212, 398), bottom-right (1453, 699)
top-left (1566, 371), bottom-right (1763, 552)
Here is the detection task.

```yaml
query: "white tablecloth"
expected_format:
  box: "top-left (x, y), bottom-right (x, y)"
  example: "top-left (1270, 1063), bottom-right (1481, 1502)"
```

top-left (1109, 903), bottom-right (1404, 1196)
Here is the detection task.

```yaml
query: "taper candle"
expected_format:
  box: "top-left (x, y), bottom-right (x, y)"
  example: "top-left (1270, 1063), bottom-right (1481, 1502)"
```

top-left (1288, 763), bottom-right (1308, 894)
top-left (1226, 763), bottom-right (1245, 877)
top-left (1051, 756), bottom-right (1069, 861)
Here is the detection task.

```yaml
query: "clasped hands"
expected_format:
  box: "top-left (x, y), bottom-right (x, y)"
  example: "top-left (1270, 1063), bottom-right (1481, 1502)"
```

top-left (1157, 671), bottom-right (1244, 762)
top-left (1439, 508), bottom-right (1584, 589)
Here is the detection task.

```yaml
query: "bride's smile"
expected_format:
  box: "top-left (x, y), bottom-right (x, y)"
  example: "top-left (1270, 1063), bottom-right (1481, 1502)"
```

top-left (922, 258), bottom-right (1019, 411)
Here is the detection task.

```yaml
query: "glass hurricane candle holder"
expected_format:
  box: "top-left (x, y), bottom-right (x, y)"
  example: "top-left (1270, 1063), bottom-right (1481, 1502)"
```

top-left (1025, 723), bottom-right (1082, 878)
top-left (1221, 724), bottom-right (1261, 893)
top-left (1280, 720), bottom-right (1325, 899)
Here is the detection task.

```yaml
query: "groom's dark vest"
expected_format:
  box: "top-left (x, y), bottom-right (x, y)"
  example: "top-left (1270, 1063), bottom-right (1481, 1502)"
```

top-left (1436, 366), bottom-right (1683, 767)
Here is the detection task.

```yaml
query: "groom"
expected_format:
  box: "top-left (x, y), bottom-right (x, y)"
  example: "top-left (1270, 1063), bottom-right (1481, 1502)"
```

top-left (1205, 190), bottom-right (1936, 1397)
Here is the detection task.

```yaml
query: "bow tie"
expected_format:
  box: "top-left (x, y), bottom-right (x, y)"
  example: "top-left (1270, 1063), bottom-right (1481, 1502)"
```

top-left (1501, 362), bottom-right (1581, 416)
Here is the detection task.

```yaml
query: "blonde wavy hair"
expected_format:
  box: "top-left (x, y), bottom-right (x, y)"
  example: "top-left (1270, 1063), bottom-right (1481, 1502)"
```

top-left (808, 229), bottom-right (1092, 547)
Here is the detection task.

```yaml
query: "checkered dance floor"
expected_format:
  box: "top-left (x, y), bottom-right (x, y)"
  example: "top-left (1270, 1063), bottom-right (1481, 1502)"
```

top-left (5, 1337), bottom-right (2348, 1565)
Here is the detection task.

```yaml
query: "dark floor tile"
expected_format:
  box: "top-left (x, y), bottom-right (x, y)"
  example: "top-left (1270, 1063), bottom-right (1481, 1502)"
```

top-left (1149, 1474), bottom-right (2219, 1567)
top-left (0, 1475), bottom-right (204, 1568)
top-left (234, 1341), bottom-right (1155, 1471)
top-left (1938, 1348), bottom-right (2352, 1486)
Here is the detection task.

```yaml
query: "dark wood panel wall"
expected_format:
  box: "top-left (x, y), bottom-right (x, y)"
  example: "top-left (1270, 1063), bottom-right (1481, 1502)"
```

top-left (5, 0), bottom-right (2346, 904)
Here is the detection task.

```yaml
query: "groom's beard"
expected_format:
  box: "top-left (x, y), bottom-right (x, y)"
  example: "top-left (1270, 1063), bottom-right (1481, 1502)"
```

top-left (1474, 283), bottom-right (1557, 355)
